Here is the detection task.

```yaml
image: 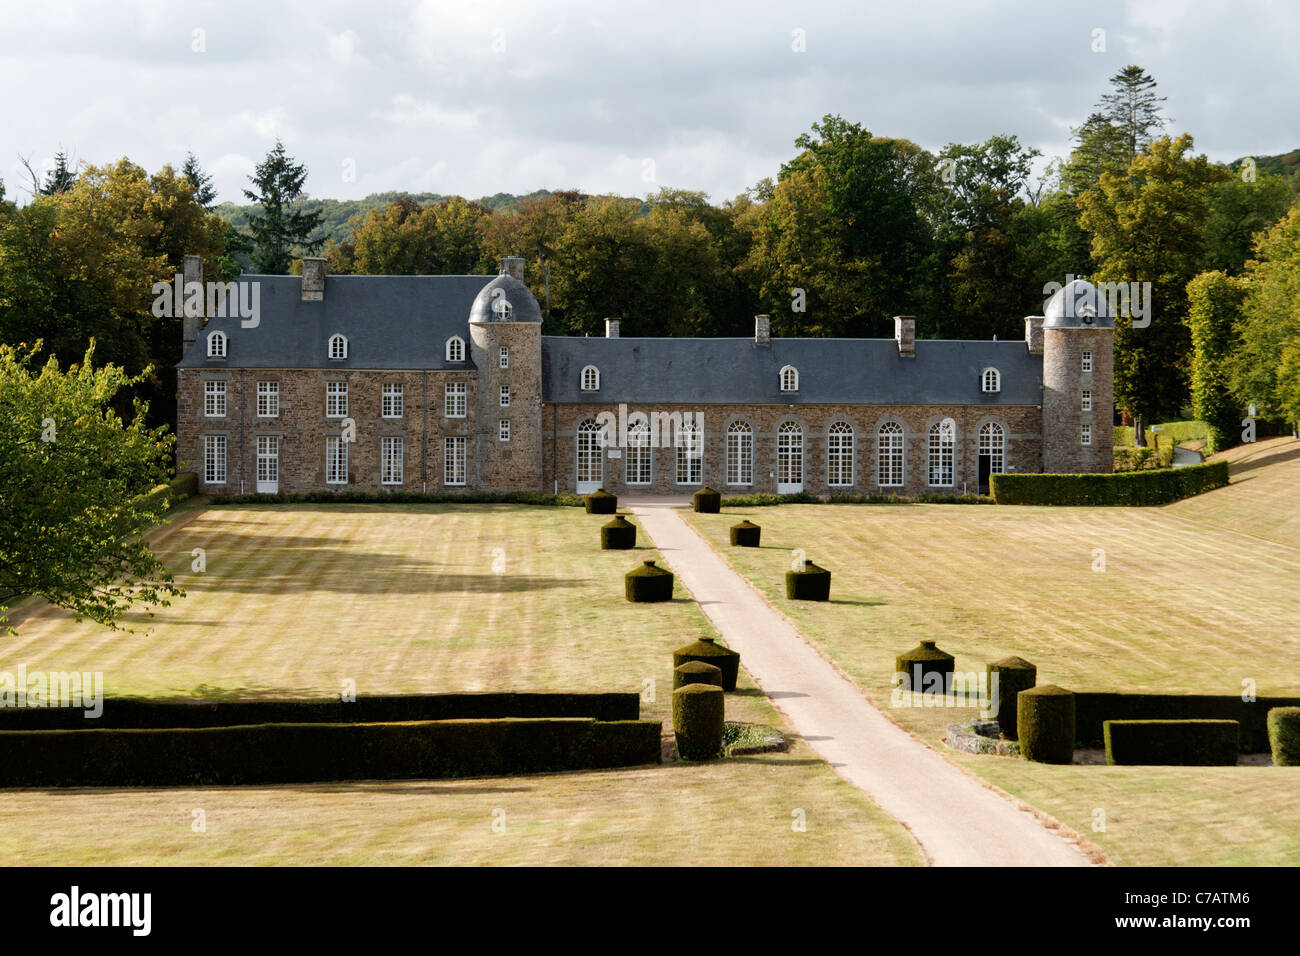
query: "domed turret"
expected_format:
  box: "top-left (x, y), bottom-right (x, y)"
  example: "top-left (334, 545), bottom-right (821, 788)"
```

top-left (469, 273), bottom-right (543, 325)
top-left (1042, 279), bottom-right (1116, 329)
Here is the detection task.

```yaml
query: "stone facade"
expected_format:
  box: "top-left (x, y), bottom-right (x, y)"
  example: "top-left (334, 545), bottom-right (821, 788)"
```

top-left (1042, 327), bottom-right (1114, 474)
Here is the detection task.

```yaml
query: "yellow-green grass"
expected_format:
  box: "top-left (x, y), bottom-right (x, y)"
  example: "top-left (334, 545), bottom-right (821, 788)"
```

top-left (1172, 436), bottom-right (1300, 549)
top-left (0, 504), bottom-right (920, 866)
top-left (684, 450), bottom-right (1300, 865)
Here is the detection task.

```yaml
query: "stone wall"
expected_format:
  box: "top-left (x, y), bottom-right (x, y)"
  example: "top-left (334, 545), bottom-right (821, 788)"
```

top-left (1042, 327), bottom-right (1115, 474)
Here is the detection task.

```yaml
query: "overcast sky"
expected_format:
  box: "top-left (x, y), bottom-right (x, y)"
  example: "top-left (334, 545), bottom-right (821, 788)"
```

top-left (2, 0), bottom-right (1296, 206)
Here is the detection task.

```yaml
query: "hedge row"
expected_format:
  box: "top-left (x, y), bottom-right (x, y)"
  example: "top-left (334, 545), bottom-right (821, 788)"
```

top-left (990, 461), bottom-right (1228, 506)
top-left (1103, 719), bottom-right (1239, 766)
top-left (0, 692), bottom-right (641, 730)
top-left (208, 490), bottom-right (586, 506)
top-left (720, 492), bottom-right (993, 507)
top-left (0, 718), bottom-right (663, 787)
top-left (1073, 693), bottom-right (1300, 753)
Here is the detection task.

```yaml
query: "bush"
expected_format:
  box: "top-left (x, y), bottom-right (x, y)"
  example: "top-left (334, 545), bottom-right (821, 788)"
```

top-left (718, 492), bottom-right (993, 507)
top-left (674, 661), bottom-right (723, 690)
top-left (625, 559), bottom-right (673, 602)
top-left (132, 482), bottom-right (171, 516)
top-left (987, 656), bottom-right (1037, 739)
top-left (720, 492), bottom-right (818, 507)
top-left (210, 490), bottom-right (586, 507)
top-left (692, 486), bottom-right (721, 513)
top-left (1266, 707), bottom-right (1300, 766)
top-left (672, 637), bottom-right (740, 692)
top-left (672, 684), bottom-right (724, 760)
top-left (170, 472), bottom-right (199, 502)
top-left (786, 559), bottom-right (831, 600)
top-left (990, 461), bottom-right (1228, 506)
top-left (1103, 719), bottom-right (1239, 766)
top-left (600, 515), bottom-right (637, 550)
top-left (729, 520), bottom-right (761, 547)
top-left (585, 488), bottom-right (618, 514)
top-left (1018, 685), bottom-right (1075, 764)
top-left (895, 640), bottom-right (954, 693)
top-left (1072, 693), bottom-right (1300, 754)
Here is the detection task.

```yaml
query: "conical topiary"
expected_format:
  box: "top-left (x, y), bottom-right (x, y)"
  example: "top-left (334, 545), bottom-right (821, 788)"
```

top-left (673, 683), bottom-right (724, 760)
top-left (585, 488), bottom-right (617, 514)
top-left (895, 640), bottom-right (954, 694)
top-left (729, 520), bottom-right (761, 547)
top-left (786, 558), bottom-right (831, 600)
top-left (674, 660), bottom-right (723, 690)
top-left (625, 559), bottom-right (673, 602)
top-left (600, 514), bottom-right (637, 550)
top-left (1018, 684), bottom-right (1075, 765)
top-left (672, 636), bottom-right (740, 692)
top-left (692, 486), bottom-right (721, 513)
top-left (986, 656), bottom-right (1037, 739)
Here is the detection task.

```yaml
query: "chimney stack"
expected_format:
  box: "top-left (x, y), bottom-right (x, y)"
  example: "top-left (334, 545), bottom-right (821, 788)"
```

top-left (499, 256), bottom-right (526, 281)
top-left (894, 316), bottom-right (916, 357)
top-left (605, 318), bottom-right (620, 339)
top-left (1024, 315), bottom-right (1044, 355)
top-left (182, 255), bottom-right (203, 348)
top-left (301, 257), bottom-right (326, 301)
top-left (754, 314), bottom-right (771, 347)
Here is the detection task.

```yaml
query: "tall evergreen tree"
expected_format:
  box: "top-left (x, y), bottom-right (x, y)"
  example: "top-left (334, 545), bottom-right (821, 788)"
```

top-left (1099, 65), bottom-right (1169, 168)
top-left (40, 150), bottom-right (77, 195)
top-left (182, 151), bottom-right (218, 209)
top-left (243, 140), bottom-right (324, 274)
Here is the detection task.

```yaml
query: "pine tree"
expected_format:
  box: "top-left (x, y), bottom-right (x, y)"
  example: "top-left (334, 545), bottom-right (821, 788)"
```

top-left (40, 150), bottom-right (77, 194)
top-left (1099, 65), bottom-right (1169, 168)
top-left (182, 151), bottom-right (218, 209)
top-left (242, 140), bottom-right (324, 274)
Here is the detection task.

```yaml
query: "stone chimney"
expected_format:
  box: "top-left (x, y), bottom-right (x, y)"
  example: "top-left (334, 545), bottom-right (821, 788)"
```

top-left (182, 255), bottom-right (203, 348)
top-left (301, 257), bottom-right (326, 301)
top-left (755, 314), bottom-right (771, 347)
top-left (499, 256), bottom-right (526, 281)
top-left (1024, 315), bottom-right (1044, 355)
top-left (894, 316), bottom-right (916, 357)
top-left (605, 318), bottom-right (620, 339)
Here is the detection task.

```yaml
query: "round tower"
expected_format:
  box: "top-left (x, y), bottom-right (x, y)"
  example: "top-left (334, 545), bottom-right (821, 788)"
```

top-left (1041, 280), bottom-right (1115, 474)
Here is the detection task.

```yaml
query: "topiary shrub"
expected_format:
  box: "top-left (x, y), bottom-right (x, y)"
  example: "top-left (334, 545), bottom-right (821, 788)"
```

top-left (895, 640), bottom-right (954, 694)
top-left (585, 488), bottom-right (618, 514)
top-left (987, 656), bottom-right (1037, 739)
top-left (674, 660), bottom-right (723, 690)
top-left (786, 558), bottom-right (831, 600)
top-left (692, 486), bottom-right (721, 513)
top-left (729, 520), bottom-right (761, 547)
top-left (1104, 719), bottom-right (1239, 766)
top-left (1267, 707), bottom-right (1300, 766)
top-left (600, 515), bottom-right (637, 549)
top-left (1018, 685), bottom-right (1075, 764)
top-left (625, 559), bottom-right (673, 602)
top-left (673, 684), bottom-right (724, 760)
top-left (672, 637), bottom-right (740, 692)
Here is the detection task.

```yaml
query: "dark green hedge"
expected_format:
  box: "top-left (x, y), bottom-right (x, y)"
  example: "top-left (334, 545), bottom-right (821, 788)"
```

top-left (987, 656), bottom-right (1037, 740)
top-left (0, 692), bottom-right (641, 730)
top-left (672, 684), bottom-right (724, 760)
top-left (990, 461), bottom-right (1229, 506)
top-left (1073, 693), bottom-right (1300, 754)
top-left (210, 491), bottom-right (586, 506)
top-left (170, 471), bottom-right (198, 502)
top-left (1018, 685), bottom-right (1075, 764)
top-left (673, 638), bottom-right (740, 692)
top-left (0, 718), bottom-right (663, 787)
top-left (720, 492), bottom-right (992, 507)
top-left (1267, 708), bottom-right (1300, 766)
top-left (1103, 719), bottom-right (1239, 766)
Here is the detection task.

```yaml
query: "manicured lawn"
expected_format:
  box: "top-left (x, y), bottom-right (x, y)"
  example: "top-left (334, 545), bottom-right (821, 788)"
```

top-left (0, 503), bottom-right (921, 866)
top-left (1172, 436), bottom-right (1300, 549)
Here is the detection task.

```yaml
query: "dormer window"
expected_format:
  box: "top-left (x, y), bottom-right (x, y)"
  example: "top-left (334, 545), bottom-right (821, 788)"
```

top-left (446, 336), bottom-right (466, 363)
top-left (779, 365), bottom-right (798, 392)
top-left (581, 365), bottom-right (600, 392)
top-left (492, 299), bottom-right (513, 321)
top-left (328, 334), bottom-right (348, 360)
top-left (981, 368), bottom-right (1001, 393)
top-left (207, 331), bottom-right (227, 358)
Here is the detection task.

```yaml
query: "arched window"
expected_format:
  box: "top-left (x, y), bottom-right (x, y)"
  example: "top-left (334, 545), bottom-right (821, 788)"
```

top-left (780, 365), bottom-right (799, 392)
top-left (492, 298), bottom-right (513, 321)
top-left (445, 336), bottom-right (465, 363)
top-left (827, 421), bottom-right (854, 486)
top-left (576, 419), bottom-right (604, 487)
top-left (928, 422), bottom-right (955, 487)
top-left (981, 367), bottom-right (1001, 393)
top-left (778, 421), bottom-right (803, 488)
top-left (878, 422), bottom-right (904, 487)
top-left (581, 365), bottom-right (600, 391)
top-left (979, 422), bottom-right (1005, 475)
top-left (328, 334), bottom-right (348, 360)
top-left (207, 330), bottom-right (227, 358)
top-left (726, 420), bottom-right (753, 485)
top-left (625, 416), bottom-right (652, 485)
top-left (676, 419), bottom-right (702, 486)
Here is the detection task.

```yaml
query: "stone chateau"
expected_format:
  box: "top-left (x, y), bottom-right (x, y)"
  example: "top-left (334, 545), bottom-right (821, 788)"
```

top-left (176, 256), bottom-right (1114, 497)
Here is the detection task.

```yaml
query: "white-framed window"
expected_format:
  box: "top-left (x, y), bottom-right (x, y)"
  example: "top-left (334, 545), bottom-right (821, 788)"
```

top-left (878, 422), bottom-right (904, 487)
top-left (499, 346), bottom-right (509, 369)
top-left (204, 434), bottom-right (227, 484)
top-left (1081, 424), bottom-right (1092, 446)
top-left (445, 381), bottom-right (467, 417)
top-left (326, 436), bottom-right (348, 484)
top-left (625, 418), bottom-right (652, 485)
top-left (778, 421), bottom-right (804, 486)
top-left (257, 381), bottom-right (279, 418)
top-left (204, 380), bottom-right (227, 418)
top-left (499, 419), bottom-right (510, 442)
top-left (328, 334), bottom-right (348, 360)
top-left (576, 419), bottom-right (604, 486)
top-left (780, 365), bottom-right (799, 392)
top-left (581, 365), bottom-right (600, 392)
top-left (982, 368), bottom-right (1001, 393)
top-left (726, 420), bottom-right (753, 485)
top-left (928, 422), bottom-right (954, 487)
top-left (980, 422), bottom-right (1006, 474)
top-left (382, 383), bottom-right (404, 419)
top-left (444, 436), bottom-right (466, 486)
top-left (1082, 350), bottom-right (1093, 373)
top-left (256, 435), bottom-right (278, 486)
top-left (828, 421), bottom-right (854, 486)
top-left (326, 381), bottom-right (348, 418)
top-left (446, 336), bottom-right (465, 363)
top-left (500, 386), bottom-right (510, 407)
top-left (1082, 389), bottom-right (1092, 412)
top-left (382, 436), bottom-right (403, 485)
top-left (676, 420), bottom-right (702, 485)
top-left (207, 331), bottom-right (227, 358)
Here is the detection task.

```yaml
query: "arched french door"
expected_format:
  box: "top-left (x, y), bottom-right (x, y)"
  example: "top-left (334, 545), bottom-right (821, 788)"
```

top-left (777, 421), bottom-right (804, 493)
top-left (576, 418), bottom-right (604, 494)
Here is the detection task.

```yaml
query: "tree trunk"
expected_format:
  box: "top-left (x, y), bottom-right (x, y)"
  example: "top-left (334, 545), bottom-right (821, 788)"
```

top-left (1133, 413), bottom-right (1147, 447)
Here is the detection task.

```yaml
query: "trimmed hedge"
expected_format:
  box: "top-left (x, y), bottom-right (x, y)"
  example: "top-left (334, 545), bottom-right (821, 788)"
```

top-left (987, 656), bottom-right (1037, 739)
top-left (170, 471), bottom-right (198, 502)
top-left (672, 637), bottom-right (740, 692)
top-left (672, 684), bottom-right (724, 760)
top-left (625, 559), bottom-right (673, 602)
top-left (692, 486), bottom-right (721, 513)
top-left (674, 661), bottom-right (723, 690)
top-left (1103, 719), bottom-right (1239, 766)
top-left (1018, 685), bottom-right (1075, 764)
top-left (600, 515), bottom-right (637, 550)
top-left (786, 559), bottom-right (831, 600)
top-left (1267, 707), bottom-right (1300, 766)
top-left (990, 461), bottom-right (1228, 506)
top-left (1073, 693), bottom-right (1300, 754)
top-left (0, 718), bottom-right (663, 787)
top-left (729, 520), bottom-right (761, 547)
top-left (0, 692), bottom-right (641, 730)
top-left (719, 492), bottom-right (993, 507)
top-left (585, 488), bottom-right (618, 514)
top-left (133, 482), bottom-right (172, 515)
top-left (210, 490), bottom-right (586, 507)
top-left (895, 640), bottom-right (954, 693)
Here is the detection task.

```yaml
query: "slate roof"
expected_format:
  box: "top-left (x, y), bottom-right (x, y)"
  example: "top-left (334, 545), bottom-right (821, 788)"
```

top-left (1043, 279), bottom-right (1116, 329)
top-left (468, 274), bottom-right (544, 324)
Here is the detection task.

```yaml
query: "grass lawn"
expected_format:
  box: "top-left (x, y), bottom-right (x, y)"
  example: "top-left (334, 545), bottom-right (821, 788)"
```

top-left (683, 440), bottom-right (1300, 866)
top-left (0, 503), bottom-right (920, 866)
